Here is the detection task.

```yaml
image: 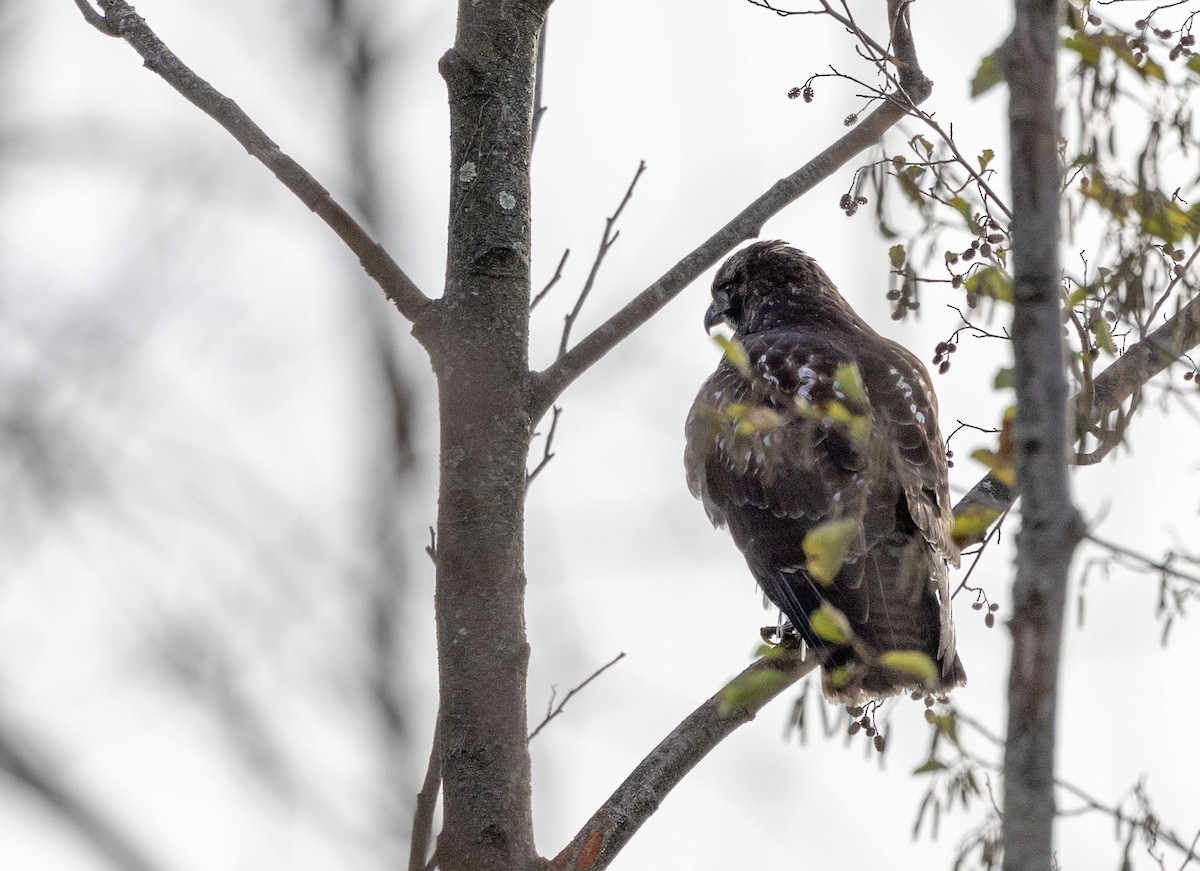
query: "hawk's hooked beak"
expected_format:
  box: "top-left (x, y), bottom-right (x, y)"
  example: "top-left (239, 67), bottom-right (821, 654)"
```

top-left (704, 289), bottom-right (731, 333)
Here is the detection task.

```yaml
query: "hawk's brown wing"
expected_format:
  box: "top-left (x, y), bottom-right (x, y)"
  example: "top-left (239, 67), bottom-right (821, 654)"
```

top-left (685, 327), bottom-right (963, 701)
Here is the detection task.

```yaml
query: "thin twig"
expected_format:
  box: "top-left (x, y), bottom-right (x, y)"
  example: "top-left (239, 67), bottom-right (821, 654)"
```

top-left (1180, 830), bottom-right (1200, 871)
top-left (1084, 531), bottom-right (1200, 587)
top-left (531, 12), bottom-right (550, 151)
top-left (1147, 243), bottom-right (1200, 328)
top-left (70, 0), bottom-right (430, 324)
top-left (530, 0), bottom-right (931, 420)
top-left (408, 716), bottom-right (442, 871)
top-left (557, 161), bottom-right (647, 359)
top-left (746, 0), bottom-right (899, 65)
top-left (425, 527), bottom-right (437, 564)
top-left (528, 652), bottom-right (626, 741)
top-left (949, 711), bottom-right (1200, 866)
top-left (525, 405), bottom-right (563, 491)
top-left (532, 249), bottom-right (570, 312)
top-left (951, 505), bottom-right (1011, 599)
top-left (952, 289), bottom-right (1200, 549)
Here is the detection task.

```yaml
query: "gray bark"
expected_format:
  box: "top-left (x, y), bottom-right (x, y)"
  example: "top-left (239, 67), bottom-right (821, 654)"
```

top-left (1001, 3), bottom-right (1086, 870)
top-left (409, 2), bottom-right (550, 869)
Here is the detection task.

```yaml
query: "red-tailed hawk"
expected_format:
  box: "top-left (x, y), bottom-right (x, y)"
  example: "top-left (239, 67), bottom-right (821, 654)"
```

top-left (684, 241), bottom-right (965, 702)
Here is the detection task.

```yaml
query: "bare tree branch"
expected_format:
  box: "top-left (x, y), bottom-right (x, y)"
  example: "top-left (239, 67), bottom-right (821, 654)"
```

top-left (531, 12), bottom-right (550, 151)
top-left (0, 715), bottom-right (171, 871)
top-left (525, 405), bottom-right (563, 491)
top-left (1077, 293), bottom-right (1200, 430)
top-left (528, 652), bottom-right (626, 742)
top-left (548, 649), bottom-right (821, 871)
top-left (70, 0), bottom-right (430, 324)
top-left (952, 711), bottom-right (1200, 866)
top-left (951, 287), bottom-right (1200, 550)
top-left (1084, 531), bottom-right (1200, 588)
top-left (557, 161), bottom-right (647, 359)
top-left (529, 0), bottom-right (931, 421)
top-left (531, 249), bottom-right (571, 312)
top-left (408, 716), bottom-right (442, 871)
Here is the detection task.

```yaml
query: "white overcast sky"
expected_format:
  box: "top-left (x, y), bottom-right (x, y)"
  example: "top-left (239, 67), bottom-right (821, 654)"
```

top-left (2, 1), bottom-right (1199, 869)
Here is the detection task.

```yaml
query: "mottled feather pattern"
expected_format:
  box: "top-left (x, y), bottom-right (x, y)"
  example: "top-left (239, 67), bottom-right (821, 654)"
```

top-left (685, 241), bottom-right (964, 702)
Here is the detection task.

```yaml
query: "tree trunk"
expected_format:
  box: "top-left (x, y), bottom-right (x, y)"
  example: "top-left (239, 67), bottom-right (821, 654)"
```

top-left (1001, 2), bottom-right (1085, 869)
top-left (412, 2), bottom-right (548, 868)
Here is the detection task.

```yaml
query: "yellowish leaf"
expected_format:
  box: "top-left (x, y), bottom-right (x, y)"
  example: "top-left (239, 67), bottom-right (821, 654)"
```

top-left (970, 448), bottom-right (1016, 487)
top-left (1091, 318), bottom-right (1117, 355)
top-left (878, 650), bottom-right (940, 687)
top-left (803, 519), bottom-right (860, 586)
top-left (718, 668), bottom-right (788, 714)
top-left (951, 505), bottom-right (1003, 548)
top-left (826, 664), bottom-right (853, 689)
top-left (730, 404), bottom-right (785, 436)
top-left (833, 363), bottom-right (868, 411)
top-left (809, 604), bottom-right (853, 645)
top-left (714, 334), bottom-right (751, 377)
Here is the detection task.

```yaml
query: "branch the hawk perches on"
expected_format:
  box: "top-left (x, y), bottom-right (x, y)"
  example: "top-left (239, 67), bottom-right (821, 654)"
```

top-left (684, 241), bottom-right (965, 702)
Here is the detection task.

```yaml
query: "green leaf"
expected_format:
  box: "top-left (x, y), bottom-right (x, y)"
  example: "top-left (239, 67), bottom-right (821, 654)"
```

top-left (1187, 56), bottom-right (1200, 76)
top-left (718, 669), bottom-right (789, 714)
top-left (826, 665), bottom-right (853, 690)
top-left (970, 50), bottom-right (1004, 98)
top-left (978, 148), bottom-right (995, 171)
top-left (1140, 58), bottom-right (1166, 81)
top-left (971, 448), bottom-right (1016, 487)
top-left (993, 367), bottom-right (1014, 390)
top-left (952, 504), bottom-right (1003, 548)
top-left (964, 266), bottom-right (1013, 302)
top-left (889, 244), bottom-right (907, 270)
top-left (878, 650), bottom-right (940, 687)
top-left (913, 759), bottom-right (948, 776)
top-left (809, 604), bottom-right (853, 644)
top-left (714, 334), bottom-right (751, 376)
top-left (948, 196), bottom-right (975, 230)
top-left (727, 403), bottom-right (785, 436)
top-left (1065, 285), bottom-right (1090, 308)
top-left (803, 519), bottom-right (860, 586)
top-left (928, 711), bottom-right (960, 744)
top-left (1091, 318), bottom-right (1117, 355)
top-left (1137, 192), bottom-right (1197, 244)
top-left (1063, 33), bottom-right (1101, 66)
top-left (833, 362), bottom-right (868, 411)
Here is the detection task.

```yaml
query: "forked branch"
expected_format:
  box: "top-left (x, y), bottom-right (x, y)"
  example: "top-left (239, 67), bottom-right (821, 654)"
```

top-left (70, 0), bottom-right (430, 324)
top-left (551, 284), bottom-right (1200, 869)
top-left (951, 290), bottom-right (1200, 545)
top-left (529, 0), bottom-right (930, 421)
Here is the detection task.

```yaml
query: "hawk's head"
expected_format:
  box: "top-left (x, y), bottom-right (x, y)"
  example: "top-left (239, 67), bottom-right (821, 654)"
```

top-left (705, 240), bottom-right (869, 336)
